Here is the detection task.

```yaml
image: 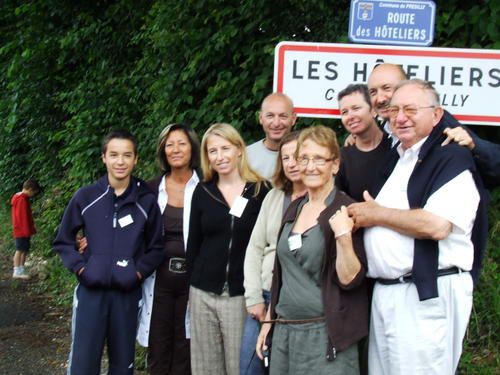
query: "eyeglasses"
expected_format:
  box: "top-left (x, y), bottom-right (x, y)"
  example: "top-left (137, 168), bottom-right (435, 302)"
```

top-left (297, 156), bottom-right (334, 166)
top-left (387, 105), bottom-right (435, 119)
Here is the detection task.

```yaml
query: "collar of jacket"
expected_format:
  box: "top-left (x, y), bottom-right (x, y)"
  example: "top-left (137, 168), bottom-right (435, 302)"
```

top-left (280, 194), bottom-right (303, 228)
top-left (201, 178), bottom-right (256, 208)
top-left (416, 116), bottom-right (448, 162)
top-left (153, 170), bottom-right (200, 197)
top-left (371, 115), bottom-right (448, 197)
top-left (278, 190), bottom-right (341, 271)
top-left (97, 175), bottom-right (151, 206)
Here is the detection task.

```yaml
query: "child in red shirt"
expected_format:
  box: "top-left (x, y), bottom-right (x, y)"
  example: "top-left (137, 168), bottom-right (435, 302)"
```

top-left (11, 178), bottom-right (40, 279)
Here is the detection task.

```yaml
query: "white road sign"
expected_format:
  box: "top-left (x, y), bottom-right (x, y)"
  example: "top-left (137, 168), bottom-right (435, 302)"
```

top-left (273, 42), bottom-right (500, 126)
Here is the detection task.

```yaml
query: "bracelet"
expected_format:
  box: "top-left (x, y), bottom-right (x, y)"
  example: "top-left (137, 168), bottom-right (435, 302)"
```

top-left (335, 230), bottom-right (351, 239)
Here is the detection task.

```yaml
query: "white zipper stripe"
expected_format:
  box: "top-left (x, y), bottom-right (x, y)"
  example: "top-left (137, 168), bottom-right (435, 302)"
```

top-left (136, 202), bottom-right (148, 220)
top-left (81, 186), bottom-right (110, 216)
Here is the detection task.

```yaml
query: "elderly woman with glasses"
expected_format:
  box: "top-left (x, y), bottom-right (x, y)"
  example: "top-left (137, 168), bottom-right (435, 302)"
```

top-left (256, 125), bottom-right (368, 374)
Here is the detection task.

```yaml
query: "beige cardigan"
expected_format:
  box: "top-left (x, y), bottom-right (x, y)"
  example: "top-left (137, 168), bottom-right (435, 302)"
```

top-left (243, 188), bottom-right (285, 307)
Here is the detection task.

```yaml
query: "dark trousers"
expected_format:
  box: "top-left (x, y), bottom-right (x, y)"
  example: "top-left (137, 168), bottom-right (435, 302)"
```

top-left (148, 260), bottom-right (191, 375)
top-left (68, 284), bottom-right (141, 375)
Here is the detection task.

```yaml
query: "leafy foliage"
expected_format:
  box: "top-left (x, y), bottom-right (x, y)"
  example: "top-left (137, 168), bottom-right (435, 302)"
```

top-left (0, 0), bottom-right (498, 372)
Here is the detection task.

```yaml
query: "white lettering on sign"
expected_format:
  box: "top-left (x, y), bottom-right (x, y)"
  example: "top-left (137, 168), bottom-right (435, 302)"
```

top-left (273, 42), bottom-right (500, 126)
top-left (379, 2), bottom-right (400, 8)
top-left (387, 12), bottom-right (415, 24)
top-left (374, 26), bottom-right (426, 41)
top-left (403, 3), bottom-right (426, 10)
top-left (356, 25), bottom-right (371, 37)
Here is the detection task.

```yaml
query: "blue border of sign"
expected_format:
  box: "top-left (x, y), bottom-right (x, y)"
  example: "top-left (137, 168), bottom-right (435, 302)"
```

top-left (349, 0), bottom-right (436, 46)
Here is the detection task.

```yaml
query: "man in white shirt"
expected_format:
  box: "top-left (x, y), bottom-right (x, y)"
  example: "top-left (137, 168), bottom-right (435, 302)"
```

top-left (349, 79), bottom-right (484, 374)
top-left (246, 93), bottom-right (297, 179)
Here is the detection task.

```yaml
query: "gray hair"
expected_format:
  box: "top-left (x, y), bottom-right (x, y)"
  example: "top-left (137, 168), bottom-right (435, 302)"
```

top-left (393, 79), bottom-right (440, 107)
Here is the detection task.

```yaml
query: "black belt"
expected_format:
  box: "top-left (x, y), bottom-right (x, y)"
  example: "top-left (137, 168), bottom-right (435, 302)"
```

top-left (376, 267), bottom-right (463, 285)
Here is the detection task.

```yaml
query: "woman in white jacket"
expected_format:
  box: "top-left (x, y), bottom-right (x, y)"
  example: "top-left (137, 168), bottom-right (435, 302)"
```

top-left (137, 123), bottom-right (200, 375)
top-left (240, 131), bottom-right (306, 375)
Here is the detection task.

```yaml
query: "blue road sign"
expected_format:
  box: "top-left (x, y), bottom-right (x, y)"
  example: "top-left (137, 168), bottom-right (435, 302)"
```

top-left (348, 0), bottom-right (436, 46)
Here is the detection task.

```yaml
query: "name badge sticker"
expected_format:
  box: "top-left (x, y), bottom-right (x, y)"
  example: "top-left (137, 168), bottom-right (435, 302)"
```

top-left (288, 234), bottom-right (302, 251)
top-left (229, 196), bottom-right (249, 218)
top-left (118, 214), bottom-right (134, 228)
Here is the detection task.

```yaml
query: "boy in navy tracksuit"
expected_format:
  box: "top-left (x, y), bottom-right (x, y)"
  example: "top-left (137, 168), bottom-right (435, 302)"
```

top-left (53, 130), bottom-right (164, 375)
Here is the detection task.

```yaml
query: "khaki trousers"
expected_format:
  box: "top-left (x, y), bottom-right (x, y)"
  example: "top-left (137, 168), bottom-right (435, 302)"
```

top-left (189, 286), bottom-right (246, 375)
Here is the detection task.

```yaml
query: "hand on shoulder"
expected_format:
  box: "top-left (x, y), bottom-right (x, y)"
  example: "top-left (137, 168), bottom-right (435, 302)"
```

top-left (442, 127), bottom-right (475, 150)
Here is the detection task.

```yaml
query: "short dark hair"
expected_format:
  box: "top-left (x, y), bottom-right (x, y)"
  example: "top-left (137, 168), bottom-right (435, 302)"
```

top-left (101, 130), bottom-right (138, 155)
top-left (23, 178), bottom-right (41, 194)
top-left (156, 123), bottom-right (201, 173)
top-left (337, 84), bottom-right (372, 108)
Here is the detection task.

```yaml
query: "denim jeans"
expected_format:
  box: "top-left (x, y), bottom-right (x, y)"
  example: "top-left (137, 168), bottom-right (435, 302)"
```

top-left (239, 290), bottom-right (271, 375)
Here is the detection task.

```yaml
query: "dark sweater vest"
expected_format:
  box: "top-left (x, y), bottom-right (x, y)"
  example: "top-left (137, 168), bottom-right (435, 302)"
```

top-left (371, 121), bottom-right (489, 300)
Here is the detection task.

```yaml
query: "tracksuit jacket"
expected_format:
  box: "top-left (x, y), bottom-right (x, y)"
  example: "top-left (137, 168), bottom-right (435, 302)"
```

top-left (53, 175), bottom-right (164, 291)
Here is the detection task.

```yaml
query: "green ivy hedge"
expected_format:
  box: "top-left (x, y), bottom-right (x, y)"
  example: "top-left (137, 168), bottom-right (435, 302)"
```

top-left (0, 0), bottom-right (498, 371)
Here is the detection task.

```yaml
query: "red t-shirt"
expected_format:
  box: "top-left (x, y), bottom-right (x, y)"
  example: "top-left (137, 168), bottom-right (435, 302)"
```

top-left (11, 192), bottom-right (36, 237)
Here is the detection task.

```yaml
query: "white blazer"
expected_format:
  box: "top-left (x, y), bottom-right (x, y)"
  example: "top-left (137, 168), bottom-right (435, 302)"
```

top-left (136, 171), bottom-right (199, 347)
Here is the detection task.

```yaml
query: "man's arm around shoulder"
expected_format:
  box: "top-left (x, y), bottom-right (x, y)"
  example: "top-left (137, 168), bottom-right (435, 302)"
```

top-left (135, 197), bottom-right (165, 279)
